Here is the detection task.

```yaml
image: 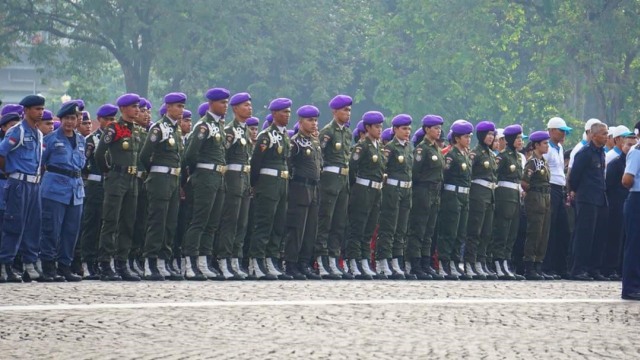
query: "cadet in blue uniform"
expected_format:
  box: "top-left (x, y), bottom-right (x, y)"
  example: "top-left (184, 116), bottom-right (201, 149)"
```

top-left (0, 95), bottom-right (45, 282)
top-left (621, 141), bottom-right (640, 300)
top-left (39, 102), bottom-right (86, 282)
top-left (0, 112), bottom-right (21, 255)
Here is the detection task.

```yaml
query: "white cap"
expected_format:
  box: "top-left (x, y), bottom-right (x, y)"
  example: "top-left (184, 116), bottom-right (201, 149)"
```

top-left (584, 118), bottom-right (602, 132)
top-left (611, 125), bottom-right (633, 138)
top-left (547, 117), bottom-right (572, 132)
top-left (607, 126), bottom-right (618, 137)
top-left (496, 128), bottom-right (504, 139)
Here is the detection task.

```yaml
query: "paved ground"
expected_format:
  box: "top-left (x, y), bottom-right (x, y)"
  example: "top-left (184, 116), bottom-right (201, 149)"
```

top-left (0, 280), bottom-right (637, 359)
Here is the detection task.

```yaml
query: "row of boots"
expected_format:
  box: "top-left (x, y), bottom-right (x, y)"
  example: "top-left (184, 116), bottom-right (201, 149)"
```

top-left (0, 261), bottom-right (82, 283)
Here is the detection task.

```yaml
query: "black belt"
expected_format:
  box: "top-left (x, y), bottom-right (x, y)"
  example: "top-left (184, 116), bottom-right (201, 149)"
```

top-left (550, 184), bottom-right (565, 190)
top-left (46, 165), bottom-right (82, 178)
top-left (291, 175), bottom-right (319, 186)
top-left (529, 187), bottom-right (550, 194)
top-left (414, 181), bottom-right (441, 190)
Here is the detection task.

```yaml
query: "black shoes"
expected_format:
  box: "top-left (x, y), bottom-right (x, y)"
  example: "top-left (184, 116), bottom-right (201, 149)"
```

top-left (99, 261), bottom-right (122, 281)
top-left (115, 260), bottom-right (141, 281)
top-left (621, 292), bottom-right (640, 301)
top-left (571, 272), bottom-right (594, 281)
top-left (57, 264), bottom-right (83, 282)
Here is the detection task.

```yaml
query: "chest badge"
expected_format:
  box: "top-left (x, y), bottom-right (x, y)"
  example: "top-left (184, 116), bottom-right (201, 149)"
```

top-left (240, 138), bottom-right (247, 146)
top-left (277, 145), bottom-right (283, 154)
top-left (432, 155), bottom-right (438, 161)
top-left (461, 163), bottom-right (467, 171)
top-left (540, 169), bottom-right (546, 175)
top-left (305, 148), bottom-right (311, 156)
top-left (168, 137), bottom-right (176, 146)
top-left (483, 161), bottom-right (490, 168)
top-left (398, 155), bottom-right (405, 163)
top-left (372, 154), bottom-right (379, 163)
top-left (122, 140), bottom-right (130, 150)
top-left (510, 164), bottom-right (516, 172)
top-left (335, 142), bottom-right (342, 150)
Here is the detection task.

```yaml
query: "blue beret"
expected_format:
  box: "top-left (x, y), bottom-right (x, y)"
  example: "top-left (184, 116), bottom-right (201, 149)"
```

top-left (116, 93), bottom-right (140, 107)
top-left (230, 92), bottom-right (251, 106)
top-left (82, 111), bottom-right (91, 121)
top-left (0, 112), bottom-right (21, 127)
top-left (451, 120), bottom-right (474, 135)
top-left (504, 124), bottom-right (523, 136)
top-left (159, 104), bottom-right (167, 116)
top-left (381, 127), bottom-right (394, 142)
top-left (1, 104), bottom-right (24, 116)
top-left (412, 128), bottom-right (425, 145)
top-left (297, 105), bottom-right (320, 118)
top-left (422, 115), bottom-right (444, 127)
top-left (57, 101), bottom-right (79, 118)
top-left (198, 102), bottom-right (208, 117)
top-left (269, 98), bottom-right (292, 111)
top-left (476, 120), bottom-right (496, 133)
top-left (42, 110), bottom-right (53, 121)
top-left (329, 95), bottom-right (352, 110)
top-left (246, 117), bottom-right (259, 127)
top-left (19, 95), bottom-right (45, 108)
top-left (164, 92), bottom-right (187, 104)
top-left (362, 111), bottom-right (384, 125)
top-left (392, 114), bottom-right (412, 127)
top-left (206, 88), bottom-right (231, 101)
top-left (356, 120), bottom-right (365, 133)
top-left (529, 131), bottom-right (550, 142)
top-left (97, 104), bottom-right (118, 118)
top-left (287, 129), bottom-right (295, 138)
top-left (182, 110), bottom-right (192, 119)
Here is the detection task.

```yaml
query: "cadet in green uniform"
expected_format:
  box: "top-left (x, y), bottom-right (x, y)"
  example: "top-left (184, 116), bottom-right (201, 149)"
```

top-left (95, 94), bottom-right (142, 281)
top-left (346, 111), bottom-right (385, 280)
top-left (463, 121), bottom-right (498, 280)
top-left (376, 114), bottom-right (413, 280)
top-left (130, 98), bottom-right (151, 276)
top-left (405, 115), bottom-right (445, 280)
top-left (490, 124), bottom-right (524, 280)
top-left (217, 92), bottom-right (252, 280)
top-left (241, 116), bottom-right (260, 269)
top-left (283, 105), bottom-right (323, 280)
top-left (315, 95), bottom-right (353, 279)
top-left (437, 120), bottom-right (474, 280)
top-left (248, 98), bottom-right (292, 280)
top-left (521, 131), bottom-right (552, 280)
top-left (181, 88), bottom-right (229, 280)
top-left (79, 104), bottom-right (116, 280)
top-left (139, 92), bottom-right (186, 281)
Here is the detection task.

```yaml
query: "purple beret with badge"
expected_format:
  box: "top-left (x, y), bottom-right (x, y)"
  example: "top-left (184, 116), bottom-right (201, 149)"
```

top-left (297, 105), bottom-right (320, 118)
top-left (476, 120), bottom-right (496, 133)
top-left (451, 120), bottom-right (474, 135)
top-left (198, 102), bottom-right (208, 117)
top-left (529, 130), bottom-right (550, 142)
top-left (246, 117), bottom-right (259, 127)
top-left (206, 88), bottom-right (231, 101)
top-left (116, 93), bottom-right (140, 107)
top-left (422, 115), bottom-right (443, 127)
top-left (182, 110), bottom-right (192, 119)
top-left (392, 114), bottom-right (412, 127)
top-left (1, 104), bottom-right (24, 117)
top-left (504, 124), bottom-right (523, 136)
top-left (97, 104), bottom-right (118, 118)
top-left (42, 110), bottom-right (53, 121)
top-left (329, 95), bottom-right (352, 110)
top-left (229, 92), bottom-right (251, 106)
top-left (381, 127), bottom-right (394, 142)
top-left (164, 92), bottom-right (187, 104)
top-left (362, 111), bottom-right (384, 125)
top-left (268, 98), bottom-right (292, 111)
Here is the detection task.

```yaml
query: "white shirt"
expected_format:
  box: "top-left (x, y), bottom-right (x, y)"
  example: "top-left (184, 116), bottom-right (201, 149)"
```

top-left (543, 141), bottom-right (566, 186)
top-left (568, 139), bottom-right (587, 169)
top-left (605, 147), bottom-right (622, 166)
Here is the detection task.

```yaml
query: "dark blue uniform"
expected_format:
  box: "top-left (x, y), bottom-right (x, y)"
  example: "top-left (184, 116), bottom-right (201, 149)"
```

top-left (622, 146), bottom-right (640, 298)
top-left (604, 152), bottom-right (628, 278)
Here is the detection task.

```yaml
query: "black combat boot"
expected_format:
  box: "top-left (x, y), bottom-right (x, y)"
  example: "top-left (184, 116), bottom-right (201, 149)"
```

top-left (115, 260), bottom-right (141, 281)
top-left (57, 263), bottom-right (82, 282)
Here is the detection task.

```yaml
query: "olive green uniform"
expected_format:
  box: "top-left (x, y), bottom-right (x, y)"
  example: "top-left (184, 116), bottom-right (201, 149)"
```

top-left (464, 143), bottom-right (497, 263)
top-left (249, 124), bottom-right (290, 259)
top-left (139, 116), bottom-right (183, 260)
top-left (182, 113), bottom-right (226, 257)
top-left (346, 137), bottom-right (385, 260)
top-left (217, 119), bottom-right (251, 259)
top-left (490, 147), bottom-right (523, 261)
top-left (405, 138), bottom-right (444, 259)
top-left (315, 120), bottom-right (351, 258)
top-left (95, 118), bottom-right (140, 262)
top-left (376, 137), bottom-right (413, 259)
top-left (522, 155), bottom-right (551, 263)
top-left (131, 124), bottom-right (148, 262)
top-left (79, 128), bottom-right (105, 263)
top-left (284, 132), bottom-right (322, 263)
top-left (437, 146), bottom-right (471, 262)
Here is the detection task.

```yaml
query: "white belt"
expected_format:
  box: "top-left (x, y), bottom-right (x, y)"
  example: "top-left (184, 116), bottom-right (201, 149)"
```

top-left (227, 164), bottom-right (250, 173)
top-left (386, 178), bottom-right (412, 188)
top-left (497, 181), bottom-right (520, 190)
top-left (87, 174), bottom-right (102, 182)
top-left (196, 163), bottom-right (226, 173)
top-left (472, 179), bottom-right (497, 190)
top-left (323, 166), bottom-right (349, 176)
top-left (9, 173), bottom-right (40, 183)
top-left (150, 166), bottom-right (181, 176)
top-left (355, 177), bottom-right (383, 190)
top-left (136, 171), bottom-right (146, 179)
top-left (443, 184), bottom-right (470, 194)
top-left (260, 168), bottom-right (289, 179)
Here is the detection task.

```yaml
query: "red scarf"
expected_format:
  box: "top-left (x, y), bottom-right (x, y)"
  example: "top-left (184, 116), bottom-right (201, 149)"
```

top-left (113, 122), bottom-right (132, 141)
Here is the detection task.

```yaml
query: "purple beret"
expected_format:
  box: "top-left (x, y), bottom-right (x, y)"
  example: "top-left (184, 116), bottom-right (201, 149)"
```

top-left (412, 128), bottom-right (425, 144)
top-left (1, 104), bottom-right (24, 116)
top-left (53, 121), bottom-right (61, 130)
top-left (345, 121), bottom-right (351, 128)
top-left (352, 128), bottom-right (361, 139)
top-left (529, 130), bottom-right (550, 142)
top-left (97, 104), bottom-right (118, 118)
top-left (422, 115), bottom-right (443, 127)
top-left (144, 98), bottom-right (152, 109)
top-left (229, 92), bottom-right (251, 106)
top-left (73, 99), bottom-right (85, 111)
top-left (182, 110), bottom-right (192, 119)
top-left (198, 102), bottom-right (208, 117)
top-left (262, 119), bottom-right (271, 130)
top-left (362, 111), bottom-right (384, 125)
top-left (246, 117), bottom-right (259, 127)
top-left (287, 129), bottom-right (295, 138)
top-left (19, 95), bottom-right (45, 107)
top-left (381, 127), bottom-right (394, 142)
top-left (116, 93), bottom-right (140, 107)
top-left (205, 88), bottom-right (231, 101)
top-left (293, 122), bottom-right (300, 134)
top-left (356, 120), bottom-right (365, 133)
top-left (138, 98), bottom-right (148, 109)
top-left (268, 98), bottom-right (292, 111)
top-left (164, 92), bottom-right (187, 104)
top-left (266, 113), bottom-right (273, 122)
top-left (159, 103), bottom-right (167, 117)
top-left (476, 120), bottom-right (496, 133)
top-left (42, 110), bottom-right (53, 121)
top-left (447, 130), bottom-right (452, 142)
top-left (0, 112), bottom-right (20, 127)
top-left (297, 105), bottom-right (320, 118)
top-left (82, 111), bottom-right (91, 121)
top-left (392, 114), bottom-right (412, 127)
top-left (503, 124), bottom-right (523, 136)
top-left (451, 120), bottom-right (474, 135)
top-left (329, 95), bottom-right (352, 110)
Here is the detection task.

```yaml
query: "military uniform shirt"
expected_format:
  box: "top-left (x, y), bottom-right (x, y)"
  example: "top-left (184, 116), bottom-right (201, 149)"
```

top-left (319, 120), bottom-right (351, 167)
top-left (413, 139), bottom-right (444, 183)
top-left (495, 147), bottom-right (523, 183)
top-left (384, 137), bottom-right (413, 181)
top-left (443, 146), bottom-right (471, 187)
top-left (184, 112), bottom-right (225, 168)
top-left (0, 120), bottom-right (43, 175)
top-left (139, 116), bottom-right (182, 170)
top-left (469, 144), bottom-right (497, 182)
top-left (349, 137), bottom-right (385, 183)
top-left (289, 132), bottom-right (322, 180)
top-left (41, 128), bottom-right (86, 205)
top-left (95, 118), bottom-right (141, 173)
top-left (250, 124), bottom-right (290, 185)
top-left (84, 128), bottom-right (103, 176)
top-left (224, 119), bottom-right (250, 165)
top-left (522, 156), bottom-right (550, 191)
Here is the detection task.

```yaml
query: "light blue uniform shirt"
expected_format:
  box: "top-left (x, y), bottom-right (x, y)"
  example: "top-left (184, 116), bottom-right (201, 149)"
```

top-left (624, 145), bottom-right (640, 192)
top-left (41, 128), bottom-right (86, 205)
top-left (0, 120), bottom-right (42, 175)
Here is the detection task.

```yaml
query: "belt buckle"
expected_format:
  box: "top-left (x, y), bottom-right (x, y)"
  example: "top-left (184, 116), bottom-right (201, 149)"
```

top-left (372, 182), bottom-right (382, 190)
top-left (281, 170), bottom-right (289, 179)
top-left (171, 168), bottom-right (181, 176)
top-left (219, 165), bottom-right (227, 175)
top-left (340, 168), bottom-right (349, 176)
top-left (244, 165), bottom-right (251, 173)
top-left (128, 166), bottom-right (137, 175)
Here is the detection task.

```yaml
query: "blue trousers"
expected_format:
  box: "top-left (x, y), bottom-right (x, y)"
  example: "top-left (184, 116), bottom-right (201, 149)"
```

top-left (40, 198), bottom-right (83, 266)
top-left (0, 178), bottom-right (41, 264)
top-left (571, 201), bottom-right (607, 275)
top-left (623, 193), bottom-right (640, 295)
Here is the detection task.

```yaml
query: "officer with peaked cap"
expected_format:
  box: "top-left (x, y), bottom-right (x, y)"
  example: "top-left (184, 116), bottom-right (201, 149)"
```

top-left (95, 93), bottom-right (142, 281)
top-left (248, 98), bottom-right (293, 280)
top-left (182, 88), bottom-right (229, 280)
top-left (0, 95), bottom-right (45, 282)
top-left (315, 95), bottom-right (354, 279)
